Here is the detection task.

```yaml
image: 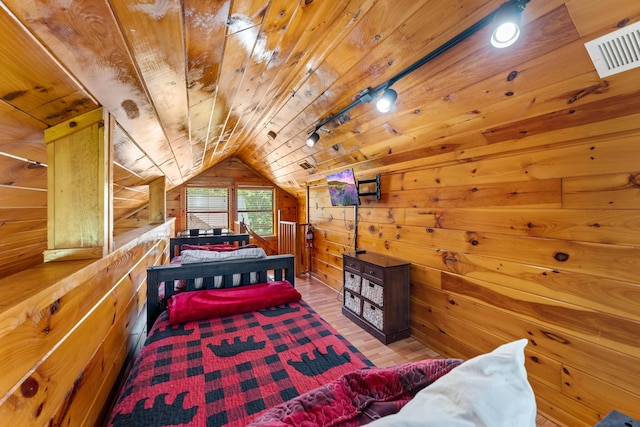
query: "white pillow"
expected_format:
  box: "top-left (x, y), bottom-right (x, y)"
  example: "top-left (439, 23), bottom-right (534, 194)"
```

top-left (180, 247), bottom-right (266, 263)
top-left (368, 339), bottom-right (536, 427)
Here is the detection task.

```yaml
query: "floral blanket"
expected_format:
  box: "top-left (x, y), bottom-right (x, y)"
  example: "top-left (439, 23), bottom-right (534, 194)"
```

top-left (248, 357), bottom-right (463, 426)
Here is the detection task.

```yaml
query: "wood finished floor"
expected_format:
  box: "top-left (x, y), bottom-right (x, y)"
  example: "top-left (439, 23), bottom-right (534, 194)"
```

top-left (295, 274), bottom-right (561, 427)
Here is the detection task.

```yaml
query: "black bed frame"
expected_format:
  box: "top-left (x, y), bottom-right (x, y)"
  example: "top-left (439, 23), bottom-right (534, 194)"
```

top-left (147, 242), bottom-right (295, 332)
top-left (169, 233), bottom-right (251, 259)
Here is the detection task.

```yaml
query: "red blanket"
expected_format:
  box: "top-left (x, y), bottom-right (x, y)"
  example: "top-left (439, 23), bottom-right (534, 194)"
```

top-left (166, 281), bottom-right (302, 324)
top-left (248, 358), bottom-right (462, 426)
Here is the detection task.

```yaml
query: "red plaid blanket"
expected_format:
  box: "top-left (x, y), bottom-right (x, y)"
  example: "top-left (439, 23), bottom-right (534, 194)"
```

top-left (107, 300), bottom-right (373, 427)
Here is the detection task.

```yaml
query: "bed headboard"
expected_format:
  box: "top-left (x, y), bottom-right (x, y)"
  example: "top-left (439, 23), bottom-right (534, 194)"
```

top-left (169, 233), bottom-right (251, 258)
top-left (146, 254), bottom-right (295, 332)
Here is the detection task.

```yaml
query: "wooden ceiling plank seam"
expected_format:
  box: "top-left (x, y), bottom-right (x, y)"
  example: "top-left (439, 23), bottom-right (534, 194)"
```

top-left (303, 65), bottom-right (607, 177)
top-left (237, 6), bottom-right (376, 166)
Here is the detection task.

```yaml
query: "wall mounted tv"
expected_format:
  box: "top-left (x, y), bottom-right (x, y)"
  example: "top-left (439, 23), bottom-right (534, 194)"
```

top-left (326, 168), bottom-right (360, 206)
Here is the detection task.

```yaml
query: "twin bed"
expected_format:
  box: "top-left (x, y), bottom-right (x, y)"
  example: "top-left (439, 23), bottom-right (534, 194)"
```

top-left (107, 234), bottom-right (538, 427)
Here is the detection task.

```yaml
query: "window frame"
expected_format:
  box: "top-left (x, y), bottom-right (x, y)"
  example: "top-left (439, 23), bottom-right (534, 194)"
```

top-left (181, 183), bottom-right (277, 236)
top-left (236, 185), bottom-right (275, 236)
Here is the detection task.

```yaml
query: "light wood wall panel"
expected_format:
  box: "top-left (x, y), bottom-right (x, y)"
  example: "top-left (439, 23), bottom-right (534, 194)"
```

top-left (305, 126), bottom-right (640, 426)
top-left (0, 153), bottom-right (48, 277)
top-left (0, 222), bottom-right (172, 425)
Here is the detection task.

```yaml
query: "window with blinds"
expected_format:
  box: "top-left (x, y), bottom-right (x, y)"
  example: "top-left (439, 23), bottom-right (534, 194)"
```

top-left (237, 187), bottom-right (274, 235)
top-left (186, 187), bottom-right (229, 230)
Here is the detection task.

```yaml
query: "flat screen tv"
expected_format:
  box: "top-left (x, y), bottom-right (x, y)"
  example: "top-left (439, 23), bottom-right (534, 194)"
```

top-left (326, 168), bottom-right (360, 206)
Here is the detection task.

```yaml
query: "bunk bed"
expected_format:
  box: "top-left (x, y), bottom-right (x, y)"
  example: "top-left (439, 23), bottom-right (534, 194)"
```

top-left (107, 237), bottom-right (538, 427)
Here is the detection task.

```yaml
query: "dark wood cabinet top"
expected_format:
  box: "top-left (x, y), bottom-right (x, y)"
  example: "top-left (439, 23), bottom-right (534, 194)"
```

top-left (343, 251), bottom-right (410, 268)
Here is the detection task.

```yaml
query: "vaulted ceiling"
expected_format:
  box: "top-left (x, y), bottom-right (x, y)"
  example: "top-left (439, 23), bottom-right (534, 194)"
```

top-left (1, 0), bottom-right (638, 208)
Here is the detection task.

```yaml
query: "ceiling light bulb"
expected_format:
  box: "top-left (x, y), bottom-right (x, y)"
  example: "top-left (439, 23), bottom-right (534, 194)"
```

top-left (490, 2), bottom-right (523, 48)
top-left (376, 88), bottom-right (397, 113)
top-left (306, 131), bottom-right (320, 147)
top-left (491, 22), bottom-right (520, 48)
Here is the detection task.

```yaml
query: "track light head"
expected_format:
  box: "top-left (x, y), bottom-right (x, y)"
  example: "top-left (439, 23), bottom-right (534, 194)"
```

top-left (306, 131), bottom-right (320, 147)
top-left (376, 88), bottom-right (398, 113)
top-left (491, 1), bottom-right (526, 48)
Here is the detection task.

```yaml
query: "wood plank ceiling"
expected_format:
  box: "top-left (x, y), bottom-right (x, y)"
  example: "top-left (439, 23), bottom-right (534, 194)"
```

top-left (0, 0), bottom-right (638, 211)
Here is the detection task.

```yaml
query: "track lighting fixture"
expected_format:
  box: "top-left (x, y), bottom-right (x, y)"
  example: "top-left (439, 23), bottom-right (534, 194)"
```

top-left (491, 1), bottom-right (526, 48)
top-left (304, 0), bottom-right (529, 146)
top-left (306, 131), bottom-right (320, 147)
top-left (376, 88), bottom-right (398, 113)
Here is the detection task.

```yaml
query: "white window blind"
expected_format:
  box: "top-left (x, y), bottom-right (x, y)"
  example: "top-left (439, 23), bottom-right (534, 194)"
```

top-left (186, 187), bottom-right (229, 230)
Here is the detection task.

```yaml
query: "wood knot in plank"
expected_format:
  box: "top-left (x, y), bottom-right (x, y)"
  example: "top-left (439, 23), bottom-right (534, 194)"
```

top-left (121, 99), bottom-right (140, 119)
top-left (554, 252), bottom-right (569, 262)
top-left (542, 330), bottom-right (570, 344)
top-left (21, 377), bottom-right (39, 398)
top-left (617, 18), bottom-right (630, 28)
top-left (567, 81), bottom-right (609, 104)
top-left (2, 90), bottom-right (27, 101)
top-left (50, 298), bottom-right (61, 315)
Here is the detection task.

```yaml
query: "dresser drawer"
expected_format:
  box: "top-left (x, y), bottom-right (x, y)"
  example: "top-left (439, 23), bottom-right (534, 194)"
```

top-left (362, 263), bottom-right (384, 283)
top-left (344, 272), bottom-right (362, 293)
top-left (344, 291), bottom-right (362, 315)
top-left (361, 279), bottom-right (384, 306)
top-left (363, 302), bottom-right (384, 331)
top-left (343, 258), bottom-right (361, 274)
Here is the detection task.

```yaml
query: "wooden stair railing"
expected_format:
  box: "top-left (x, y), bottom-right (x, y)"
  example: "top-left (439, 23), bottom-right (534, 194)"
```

top-left (243, 222), bottom-right (278, 255)
top-left (278, 221), bottom-right (309, 276)
top-left (242, 220), bottom-right (308, 275)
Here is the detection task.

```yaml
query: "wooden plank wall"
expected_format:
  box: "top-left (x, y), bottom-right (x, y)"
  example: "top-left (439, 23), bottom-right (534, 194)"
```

top-left (0, 143), bottom-right (48, 277)
top-left (0, 222), bottom-right (172, 425)
top-left (307, 124), bottom-right (640, 426)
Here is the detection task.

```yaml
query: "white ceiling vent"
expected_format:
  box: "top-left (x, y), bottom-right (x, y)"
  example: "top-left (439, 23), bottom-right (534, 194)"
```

top-left (584, 21), bottom-right (640, 78)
